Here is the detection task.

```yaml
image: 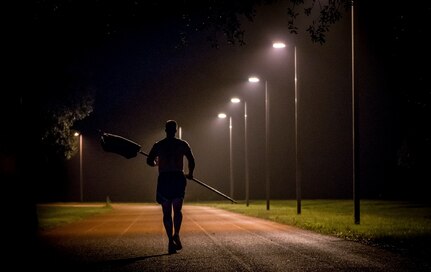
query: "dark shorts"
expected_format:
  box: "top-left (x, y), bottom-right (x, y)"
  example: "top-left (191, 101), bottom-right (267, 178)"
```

top-left (156, 171), bottom-right (187, 204)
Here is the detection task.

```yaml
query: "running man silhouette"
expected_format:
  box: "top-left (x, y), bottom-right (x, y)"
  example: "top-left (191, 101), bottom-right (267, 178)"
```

top-left (147, 120), bottom-right (195, 254)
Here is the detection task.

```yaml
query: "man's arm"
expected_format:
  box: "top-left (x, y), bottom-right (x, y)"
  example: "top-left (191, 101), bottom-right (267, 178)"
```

top-left (146, 144), bottom-right (158, 167)
top-left (185, 146), bottom-right (195, 179)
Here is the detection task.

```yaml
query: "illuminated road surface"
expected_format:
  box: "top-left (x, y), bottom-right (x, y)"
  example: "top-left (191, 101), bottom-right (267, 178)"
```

top-left (36, 204), bottom-right (427, 271)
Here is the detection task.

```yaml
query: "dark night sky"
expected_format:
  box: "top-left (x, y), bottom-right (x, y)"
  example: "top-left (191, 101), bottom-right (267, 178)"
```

top-left (22, 1), bottom-right (430, 202)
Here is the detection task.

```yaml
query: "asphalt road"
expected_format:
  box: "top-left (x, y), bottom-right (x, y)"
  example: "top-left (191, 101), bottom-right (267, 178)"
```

top-left (34, 204), bottom-right (429, 272)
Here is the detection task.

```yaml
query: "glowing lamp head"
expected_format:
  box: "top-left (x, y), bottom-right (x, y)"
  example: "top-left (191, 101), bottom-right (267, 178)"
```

top-left (273, 42), bottom-right (286, 49)
top-left (248, 77), bottom-right (260, 83)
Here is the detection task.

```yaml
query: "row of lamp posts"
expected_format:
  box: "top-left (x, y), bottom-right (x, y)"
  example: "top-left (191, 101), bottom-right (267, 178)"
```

top-left (218, 41), bottom-right (299, 212)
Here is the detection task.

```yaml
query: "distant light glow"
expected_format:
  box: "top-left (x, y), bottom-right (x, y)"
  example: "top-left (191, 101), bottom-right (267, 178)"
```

top-left (74, 132), bottom-right (80, 137)
top-left (218, 113), bottom-right (227, 119)
top-left (231, 97), bottom-right (241, 103)
top-left (273, 42), bottom-right (286, 48)
top-left (248, 77), bottom-right (260, 83)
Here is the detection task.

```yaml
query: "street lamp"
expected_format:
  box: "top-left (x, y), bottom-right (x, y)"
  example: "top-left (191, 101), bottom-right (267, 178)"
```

top-left (273, 42), bottom-right (301, 214)
top-left (74, 131), bottom-right (83, 202)
top-left (218, 113), bottom-right (234, 199)
top-left (351, 1), bottom-right (360, 224)
top-left (230, 97), bottom-right (249, 206)
top-left (248, 76), bottom-right (270, 210)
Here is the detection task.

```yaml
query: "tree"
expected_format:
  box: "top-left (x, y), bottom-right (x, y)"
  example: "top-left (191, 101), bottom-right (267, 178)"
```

top-left (40, 86), bottom-right (95, 160)
top-left (286, 0), bottom-right (351, 44)
top-left (30, 0), bottom-right (351, 50)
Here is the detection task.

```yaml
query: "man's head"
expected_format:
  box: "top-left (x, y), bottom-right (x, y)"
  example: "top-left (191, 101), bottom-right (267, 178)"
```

top-left (165, 120), bottom-right (177, 137)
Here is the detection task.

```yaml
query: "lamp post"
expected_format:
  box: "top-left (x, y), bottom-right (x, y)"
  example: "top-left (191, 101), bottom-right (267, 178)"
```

top-left (351, 0), bottom-right (360, 224)
top-left (218, 113), bottom-right (234, 199)
top-left (248, 76), bottom-right (270, 210)
top-left (273, 42), bottom-right (301, 214)
top-left (74, 132), bottom-right (83, 202)
top-left (231, 97), bottom-right (249, 206)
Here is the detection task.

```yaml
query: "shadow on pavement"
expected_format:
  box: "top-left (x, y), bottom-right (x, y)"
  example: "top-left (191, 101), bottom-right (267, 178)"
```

top-left (88, 253), bottom-right (171, 270)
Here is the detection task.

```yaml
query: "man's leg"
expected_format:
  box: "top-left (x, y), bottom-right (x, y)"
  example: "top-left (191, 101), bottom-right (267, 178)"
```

top-left (172, 198), bottom-right (183, 250)
top-left (161, 200), bottom-right (176, 254)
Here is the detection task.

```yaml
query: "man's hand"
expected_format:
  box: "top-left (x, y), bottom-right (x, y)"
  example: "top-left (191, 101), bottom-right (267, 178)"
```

top-left (147, 159), bottom-right (156, 167)
top-left (146, 157), bottom-right (158, 167)
top-left (185, 173), bottom-right (193, 180)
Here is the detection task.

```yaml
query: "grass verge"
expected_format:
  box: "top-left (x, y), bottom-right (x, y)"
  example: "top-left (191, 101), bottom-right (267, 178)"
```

top-left (194, 199), bottom-right (431, 257)
top-left (37, 202), bottom-right (113, 230)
